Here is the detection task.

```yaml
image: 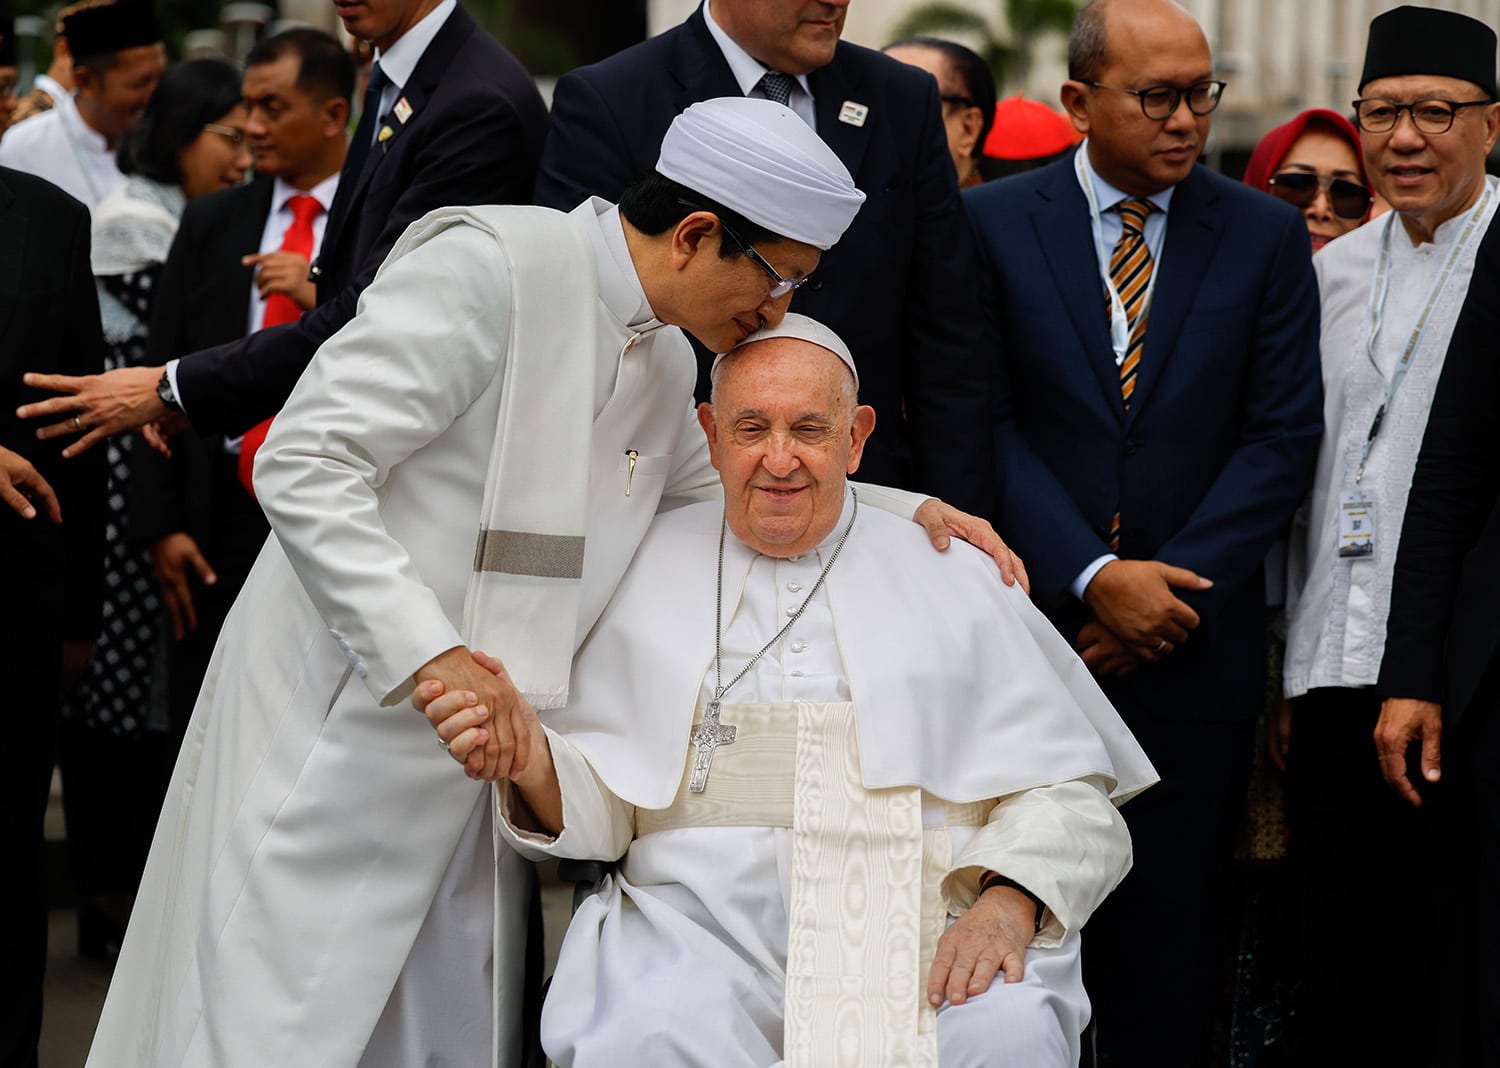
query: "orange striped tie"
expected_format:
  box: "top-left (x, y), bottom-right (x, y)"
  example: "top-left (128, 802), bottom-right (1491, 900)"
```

top-left (1107, 198), bottom-right (1153, 551)
top-left (1108, 197), bottom-right (1154, 408)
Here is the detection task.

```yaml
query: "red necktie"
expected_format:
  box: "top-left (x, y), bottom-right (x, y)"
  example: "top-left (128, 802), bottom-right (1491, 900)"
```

top-left (239, 194), bottom-right (323, 495)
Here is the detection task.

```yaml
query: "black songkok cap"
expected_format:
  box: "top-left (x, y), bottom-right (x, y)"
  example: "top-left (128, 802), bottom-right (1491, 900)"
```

top-left (61, 0), bottom-right (163, 59)
top-left (1360, 5), bottom-right (1498, 98)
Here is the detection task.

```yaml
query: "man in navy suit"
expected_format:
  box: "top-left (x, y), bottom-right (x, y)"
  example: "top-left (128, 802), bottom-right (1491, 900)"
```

top-left (534, 0), bottom-right (994, 513)
top-left (18, 0), bottom-right (548, 451)
top-left (964, 0), bottom-right (1322, 1062)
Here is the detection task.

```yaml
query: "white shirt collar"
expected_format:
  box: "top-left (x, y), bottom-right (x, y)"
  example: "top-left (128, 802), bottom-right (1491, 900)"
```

top-left (60, 90), bottom-right (110, 154)
top-left (703, 0), bottom-right (813, 101)
top-left (272, 172), bottom-right (340, 215)
top-left (1078, 138), bottom-right (1174, 215)
top-left (375, 0), bottom-right (456, 90)
top-left (589, 198), bottom-right (659, 330)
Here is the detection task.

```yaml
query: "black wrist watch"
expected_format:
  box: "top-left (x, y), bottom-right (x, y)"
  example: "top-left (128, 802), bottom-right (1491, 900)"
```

top-left (156, 369), bottom-right (181, 412)
top-left (978, 870), bottom-right (1046, 933)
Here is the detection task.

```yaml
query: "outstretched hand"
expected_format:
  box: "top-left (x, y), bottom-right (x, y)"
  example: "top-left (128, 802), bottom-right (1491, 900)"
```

top-left (18, 365), bottom-right (167, 458)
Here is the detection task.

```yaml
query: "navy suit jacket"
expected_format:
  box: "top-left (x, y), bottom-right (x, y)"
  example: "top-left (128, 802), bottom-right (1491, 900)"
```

top-left (967, 154), bottom-right (1323, 722)
top-left (175, 4), bottom-right (548, 436)
top-left (535, 7), bottom-right (994, 512)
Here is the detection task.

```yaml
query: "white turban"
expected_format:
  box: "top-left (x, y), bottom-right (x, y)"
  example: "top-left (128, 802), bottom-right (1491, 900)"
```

top-left (657, 97), bottom-right (865, 251)
top-left (713, 312), bottom-right (859, 391)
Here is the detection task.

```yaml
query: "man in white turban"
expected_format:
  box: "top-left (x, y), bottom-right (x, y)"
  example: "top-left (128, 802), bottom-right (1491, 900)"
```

top-left (423, 314), bottom-right (1155, 1067)
top-left (89, 98), bottom-right (1020, 1068)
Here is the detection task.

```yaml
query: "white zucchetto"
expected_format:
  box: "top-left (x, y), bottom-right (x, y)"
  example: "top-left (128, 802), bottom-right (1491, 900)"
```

top-left (714, 312), bottom-right (860, 389)
top-left (657, 97), bottom-right (865, 251)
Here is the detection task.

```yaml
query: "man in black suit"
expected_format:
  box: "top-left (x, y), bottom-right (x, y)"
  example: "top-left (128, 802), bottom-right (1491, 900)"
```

top-left (1377, 164), bottom-right (1500, 1068)
top-left (130, 27), bottom-right (352, 733)
top-left (17, 0), bottom-right (548, 452)
top-left (534, 0), bottom-right (994, 513)
top-left (0, 166), bottom-right (105, 1068)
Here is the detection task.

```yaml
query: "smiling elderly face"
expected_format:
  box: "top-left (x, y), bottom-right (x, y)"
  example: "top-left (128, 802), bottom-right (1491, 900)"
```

top-left (697, 336), bottom-right (874, 558)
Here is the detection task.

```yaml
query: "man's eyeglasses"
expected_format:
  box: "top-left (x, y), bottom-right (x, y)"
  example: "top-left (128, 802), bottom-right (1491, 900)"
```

top-left (718, 218), bottom-right (813, 299)
top-left (202, 122), bottom-right (246, 144)
top-left (1352, 97), bottom-right (1493, 135)
top-left (1268, 170), bottom-right (1372, 220)
top-left (1084, 79), bottom-right (1226, 120)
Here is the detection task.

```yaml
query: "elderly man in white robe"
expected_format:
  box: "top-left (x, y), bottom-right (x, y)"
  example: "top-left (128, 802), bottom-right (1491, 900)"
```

top-left (423, 315), bottom-right (1157, 1067)
top-left (90, 99), bottom-right (1022, 1068)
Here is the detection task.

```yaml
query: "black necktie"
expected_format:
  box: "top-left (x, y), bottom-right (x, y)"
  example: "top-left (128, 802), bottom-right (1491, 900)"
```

top-left (759, 72), bottom-right (795, 108)
top-left (344, 62), bottom-right (388, 181)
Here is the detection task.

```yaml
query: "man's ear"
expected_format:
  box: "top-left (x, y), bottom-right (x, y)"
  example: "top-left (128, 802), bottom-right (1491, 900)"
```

top-left (845, 404), bottom-right (876, 475)
top-left (670, 211), bottom-right (720, 271)
top-left (1060, 81), bottom-right (1092, 136)
top-left (72, 62), bottom-right (99, 97)
top-left (324, 96), bottom-right (351, 138)
top-left (696, 401), bottom-right (723, 471)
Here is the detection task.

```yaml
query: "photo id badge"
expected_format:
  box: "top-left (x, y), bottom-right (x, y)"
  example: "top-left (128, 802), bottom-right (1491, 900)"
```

top-left (1338, 491), bottom-right (1376, 559)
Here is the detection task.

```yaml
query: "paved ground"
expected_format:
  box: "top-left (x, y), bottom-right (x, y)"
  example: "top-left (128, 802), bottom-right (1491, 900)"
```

top-left (37, 775), bottom-right (575, 1068)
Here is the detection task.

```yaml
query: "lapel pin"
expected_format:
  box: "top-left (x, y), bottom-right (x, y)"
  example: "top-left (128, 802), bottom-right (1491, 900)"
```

top-left (394, 97), bottom-right (414, 124)
top-left (838, 100), bottom-right (869, 127)
top-left (378, 125), bottom-right (393, 152)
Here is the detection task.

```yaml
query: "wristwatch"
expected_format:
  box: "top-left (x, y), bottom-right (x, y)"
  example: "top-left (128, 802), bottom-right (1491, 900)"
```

top-left (978, 870), bottom-right (1046, 933)
top-left (156, 369), bottom-right (181, 412)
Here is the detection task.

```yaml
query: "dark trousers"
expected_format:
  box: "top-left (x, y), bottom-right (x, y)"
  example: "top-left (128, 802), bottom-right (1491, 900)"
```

top-left (1286, 687), bottom-right (1436, 1066)
top-left (1441, 680), bottom-right (1500, 1067)
top-left (0, 624), bottom-right (62, 1068)
top-left (1084, 715), bottom-right (1256, 1067)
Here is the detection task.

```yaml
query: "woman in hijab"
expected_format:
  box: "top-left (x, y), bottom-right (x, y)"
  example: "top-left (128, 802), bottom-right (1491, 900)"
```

top-left (1244, 108), bottom-right (1373, 254)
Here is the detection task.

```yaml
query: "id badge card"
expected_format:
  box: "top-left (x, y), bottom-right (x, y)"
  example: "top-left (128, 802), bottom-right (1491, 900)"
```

top-left (1338, 491), bottom-right (1376, 558)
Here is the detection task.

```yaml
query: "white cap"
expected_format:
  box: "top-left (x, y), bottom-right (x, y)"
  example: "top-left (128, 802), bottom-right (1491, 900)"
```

top-left (657, 97), bottom-right (865, 251)
top-left (713, 312), bottom-right (859, 391)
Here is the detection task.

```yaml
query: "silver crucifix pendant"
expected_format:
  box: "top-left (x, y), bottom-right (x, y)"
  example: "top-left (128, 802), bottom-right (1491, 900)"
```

top-left (687, 700), bottom-right (737, 793)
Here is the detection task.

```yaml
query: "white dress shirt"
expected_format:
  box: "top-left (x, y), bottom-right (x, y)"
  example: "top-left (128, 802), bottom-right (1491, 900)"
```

top-left (248, 173), bottom-right (340, 332)
top-left (0, 91), bottom-right (124, 209)
top-left (703, 0), bottom-right (817, 128)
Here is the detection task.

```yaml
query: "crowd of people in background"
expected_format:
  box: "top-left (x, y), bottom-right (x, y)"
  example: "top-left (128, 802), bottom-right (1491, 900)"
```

top-left (3, 0), bottom-right (1499, 1065)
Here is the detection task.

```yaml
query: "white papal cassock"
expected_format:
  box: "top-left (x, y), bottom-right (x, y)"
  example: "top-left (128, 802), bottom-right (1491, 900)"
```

top-left (500, 492), bottom-right (1158, 1067)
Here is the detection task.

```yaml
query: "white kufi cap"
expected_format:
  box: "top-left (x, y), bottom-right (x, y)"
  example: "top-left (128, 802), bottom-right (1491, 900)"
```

top-left (657, 97), bottom-right (865, 251)
top-left (713, 312), bottom-right (859, 391)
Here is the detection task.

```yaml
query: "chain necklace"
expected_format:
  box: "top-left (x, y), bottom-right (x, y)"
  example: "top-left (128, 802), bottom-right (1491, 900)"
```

top-left (688, 488), bottom-right (858, 794)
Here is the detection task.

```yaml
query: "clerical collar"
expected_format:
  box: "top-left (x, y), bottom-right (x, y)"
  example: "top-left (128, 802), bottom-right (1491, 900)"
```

top-left (702, 1), bottom-right (813, 105)
top-left (593, 198), bottom-right (663, 331)
top-left (374, 0), bottom-right (455, 90)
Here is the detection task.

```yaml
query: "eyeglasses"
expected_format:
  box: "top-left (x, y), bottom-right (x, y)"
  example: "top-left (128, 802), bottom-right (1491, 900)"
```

top-left (1352, 97), bottom-right (1493, 135)
top-left (1084, 80), bottom-right (1226, 120)
top-left (202, 122), bottom-right (246, 144)
top-left (677, 198), bottom-right (814, 299)
top-left (1268, 170), bottom-right (1372, 220)
top-left (718, 219), bottom-right (812, 299)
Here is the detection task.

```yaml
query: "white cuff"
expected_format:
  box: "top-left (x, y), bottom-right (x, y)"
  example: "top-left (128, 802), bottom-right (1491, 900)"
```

top-left (1071, 553), bottom-right (1117, 601)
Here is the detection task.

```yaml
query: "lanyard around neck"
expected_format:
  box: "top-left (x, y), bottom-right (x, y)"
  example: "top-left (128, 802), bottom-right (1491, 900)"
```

top-left (1356, 182), bottom-right (1493, 482)
top-left (1076, 148), bottom-right (1161, 367)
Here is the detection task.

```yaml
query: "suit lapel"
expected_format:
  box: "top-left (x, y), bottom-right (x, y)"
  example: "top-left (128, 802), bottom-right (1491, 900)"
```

top-left (324, 4), bottom-right (474, 245)
top-left (220, 179), bottom-right (274, 330)
top-left (1031, 158), bottom-right (1126, 421)
top-left (0, 175), bottom-right (23, 343)
top-left (670, 9), bottom-right (743, 114)
top-left (1128, 167), bottom-right (1222, 426)
top-left (809, 52), bottom-right (871, 180)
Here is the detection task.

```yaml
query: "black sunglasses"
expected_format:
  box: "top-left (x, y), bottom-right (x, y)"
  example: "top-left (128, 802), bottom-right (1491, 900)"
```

top-left (1268, 171), bottom-right (1372, 221)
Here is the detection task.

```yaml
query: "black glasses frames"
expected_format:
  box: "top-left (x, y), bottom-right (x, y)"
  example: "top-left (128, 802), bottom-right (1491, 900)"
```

top-left (1084, 80), bottom-right (1226, 120)
top-left (1352, 97), bottom-right (1494, 135)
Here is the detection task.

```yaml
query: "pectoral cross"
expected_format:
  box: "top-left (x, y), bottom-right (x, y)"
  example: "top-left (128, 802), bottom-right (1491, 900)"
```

top-left (687, 700), bottom-right (737, 793)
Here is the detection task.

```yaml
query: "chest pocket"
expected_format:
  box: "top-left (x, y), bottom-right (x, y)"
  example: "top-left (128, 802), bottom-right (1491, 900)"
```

top-left (615, 450), bottom-right (672, 500)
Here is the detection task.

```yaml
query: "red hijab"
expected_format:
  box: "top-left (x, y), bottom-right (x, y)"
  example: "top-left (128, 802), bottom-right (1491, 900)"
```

top-left (1243, 108), bottom-right (1371, 217)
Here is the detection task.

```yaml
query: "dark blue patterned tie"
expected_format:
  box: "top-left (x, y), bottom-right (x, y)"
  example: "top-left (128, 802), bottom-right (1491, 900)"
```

top-left (758, 72), bottom-right (795, 108)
